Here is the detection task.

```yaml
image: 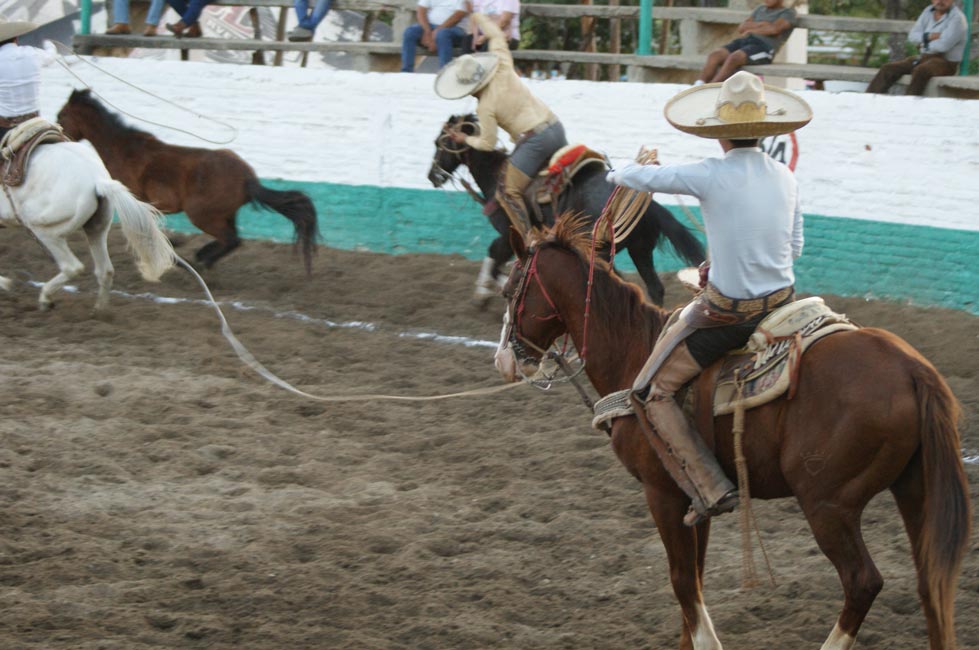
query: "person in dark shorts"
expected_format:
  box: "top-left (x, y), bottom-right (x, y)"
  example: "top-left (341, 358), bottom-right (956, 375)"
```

top-left (696, 0), bottom-right (798, 84)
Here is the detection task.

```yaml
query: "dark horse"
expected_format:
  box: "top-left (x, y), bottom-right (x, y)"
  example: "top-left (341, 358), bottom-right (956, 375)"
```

top-left (56, 89), bottom-right (319, 273)
top-left (427, 114), bottom-right (705, 305)
top-left (494, 216), bottom-right (970, 650)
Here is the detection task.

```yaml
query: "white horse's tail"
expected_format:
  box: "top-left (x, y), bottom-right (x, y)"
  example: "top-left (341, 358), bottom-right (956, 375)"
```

top-left (96, 179), bottom-right (176, 282)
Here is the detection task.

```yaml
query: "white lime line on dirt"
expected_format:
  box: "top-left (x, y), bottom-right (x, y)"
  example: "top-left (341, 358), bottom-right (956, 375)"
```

top-left (26, 280), bottom-right (499, 350)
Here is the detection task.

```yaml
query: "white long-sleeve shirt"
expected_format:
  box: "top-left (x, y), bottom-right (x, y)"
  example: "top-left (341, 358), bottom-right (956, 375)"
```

top-left (607, 147), bottom-right (803, 299)
top-left (0, 42), bottom-right (54, 118)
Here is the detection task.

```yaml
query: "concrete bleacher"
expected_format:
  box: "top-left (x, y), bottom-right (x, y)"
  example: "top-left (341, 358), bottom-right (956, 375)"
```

top-left (72, 0), bottom-right (979, 98)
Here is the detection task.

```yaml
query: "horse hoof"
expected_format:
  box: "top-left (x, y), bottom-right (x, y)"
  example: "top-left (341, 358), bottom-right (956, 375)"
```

top-left (471, 294), bottom-right (493, 310)
top-left (39, 300), bottom-right (55, 312)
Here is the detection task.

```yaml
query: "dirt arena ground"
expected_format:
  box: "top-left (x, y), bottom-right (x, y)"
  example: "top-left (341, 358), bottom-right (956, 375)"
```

top-left (0, 227), bottom-right (976, 650)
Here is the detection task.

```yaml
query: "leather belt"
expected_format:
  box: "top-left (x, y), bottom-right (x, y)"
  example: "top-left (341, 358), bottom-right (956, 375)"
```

top-left (518, 116), bottom-right (559, 141)
top-left (705, 283), bottom-right (794, 314)
top-left (0, 112), bottom-right (39, 129)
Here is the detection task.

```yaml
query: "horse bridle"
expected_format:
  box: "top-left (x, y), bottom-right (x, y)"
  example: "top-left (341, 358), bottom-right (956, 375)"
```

top-left (501, 246), bottom-right (591, 391)
top-left (430, 122), bottom-right (488, 205)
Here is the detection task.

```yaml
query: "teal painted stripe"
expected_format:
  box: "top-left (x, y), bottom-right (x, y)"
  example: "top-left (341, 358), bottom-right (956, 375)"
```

top-left (161, 179), bottom-right (978, 315)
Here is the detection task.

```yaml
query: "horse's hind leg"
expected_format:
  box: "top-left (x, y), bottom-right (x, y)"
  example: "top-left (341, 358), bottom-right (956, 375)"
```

top-left (890, 453), bottom-right (944, 650)
top-left (84, 199), bottom-right (114, 311)
top-left (798, 498), bottom-right (883, 650)
top-left (32, 231), bottom-right (85, 311)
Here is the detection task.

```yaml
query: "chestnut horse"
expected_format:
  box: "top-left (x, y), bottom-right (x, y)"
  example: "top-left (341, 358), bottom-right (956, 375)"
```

top-left (56, 89), bottom-right (319, 273)
top-left (494, 217), bottom-right (970, 650)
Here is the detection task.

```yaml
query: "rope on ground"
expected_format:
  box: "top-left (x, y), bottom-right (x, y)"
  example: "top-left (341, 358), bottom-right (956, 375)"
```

top-left (175, 254), bottom-right (525, 402)
top-left (48, 40), bottom-right (238, 145)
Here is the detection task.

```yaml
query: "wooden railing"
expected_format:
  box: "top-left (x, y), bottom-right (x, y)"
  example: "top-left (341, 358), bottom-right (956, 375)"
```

top-left (72, 1), bottom-right (979, 97)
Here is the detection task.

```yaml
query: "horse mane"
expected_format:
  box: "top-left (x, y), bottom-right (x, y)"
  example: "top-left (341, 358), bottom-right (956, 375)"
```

top-left (539, 213), bottom-right (667, 341)
top-left (69, 89), bottom-right (157, 141)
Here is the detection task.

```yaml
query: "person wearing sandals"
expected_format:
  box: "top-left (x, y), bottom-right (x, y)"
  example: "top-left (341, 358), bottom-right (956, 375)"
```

top-left (164, 0), bottom-right (214, 37)
top-left (607, 72), bottom-right (812, 527)
top-left (436, 13), bottom-right (565, 239)
top-left (105, 0), bottom-right (168, 36)
top-left (287, 0), bottom-right (332, 42)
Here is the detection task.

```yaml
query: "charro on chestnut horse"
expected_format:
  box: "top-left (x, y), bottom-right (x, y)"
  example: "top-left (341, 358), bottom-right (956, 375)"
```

top-left (493, 216), bottom-right (970, 650)
top-left (56, 89), bottom-right (319, 274)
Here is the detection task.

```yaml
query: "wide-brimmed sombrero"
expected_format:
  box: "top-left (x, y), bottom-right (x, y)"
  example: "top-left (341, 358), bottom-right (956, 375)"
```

top-left (434, 53), bottom-right (499, 100)
top-left (0, 20), bottom-right (39, 42)
top-left (665, 71), bottom-right (812, 139)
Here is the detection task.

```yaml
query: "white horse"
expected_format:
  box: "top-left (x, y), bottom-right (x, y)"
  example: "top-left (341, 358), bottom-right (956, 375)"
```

top-left (0, 140), bottom-right (175, 311)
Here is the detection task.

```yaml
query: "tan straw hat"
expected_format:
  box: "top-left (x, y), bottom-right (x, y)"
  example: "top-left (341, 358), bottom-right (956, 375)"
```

top-left (665, 71), bottom-right (812, 139)
top-left (0, 20), bottom-right (39, 42)
top-left (434, 53), bottom-right (499, 100)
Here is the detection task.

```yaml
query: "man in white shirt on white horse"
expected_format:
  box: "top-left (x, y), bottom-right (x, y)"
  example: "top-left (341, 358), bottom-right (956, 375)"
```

top-left (607, 72), bottom-right (813, 527)
top-left (0, 20), bottom-right (57, 142)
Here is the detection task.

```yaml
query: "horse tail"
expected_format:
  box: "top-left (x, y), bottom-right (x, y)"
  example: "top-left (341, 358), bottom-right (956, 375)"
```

top-left (647, 202), bottom-right (705, 266)
top-left (245, 178), bottom-right (320, 276)
top-left (96, 179), bottom-right (176, 282)
top-left (912, 361), bottom-right (971, 649)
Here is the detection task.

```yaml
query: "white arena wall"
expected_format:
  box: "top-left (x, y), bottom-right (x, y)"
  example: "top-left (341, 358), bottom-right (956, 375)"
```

top-left (38, 58), bottom-right (979, 313)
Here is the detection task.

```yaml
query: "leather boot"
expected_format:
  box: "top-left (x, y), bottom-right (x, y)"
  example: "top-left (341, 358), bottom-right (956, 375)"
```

top-left (143, 24), bottom-right (158, 36)
top-left (184, 22), bottom-right (202, 37)
top-left (106, 23), bottom-right (131, 35)
top-left (497, 163), bottom-right (533, 238)
top-left (644, 343), bottom-right (738, 526)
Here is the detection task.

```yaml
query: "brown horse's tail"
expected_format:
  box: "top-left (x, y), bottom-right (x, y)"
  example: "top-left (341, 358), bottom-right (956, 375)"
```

top-left (245, 178), bottom-right (320, 276)
top-left (912, 362), bottom-right (971, 649)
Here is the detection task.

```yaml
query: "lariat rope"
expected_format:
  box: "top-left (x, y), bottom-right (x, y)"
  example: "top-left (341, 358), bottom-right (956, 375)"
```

top-left (732, 373), bottom-right (777, 589)
top-left (48, 40), bottom-right (237, 145)
top-left (174, 254), bottom-right (525, 402)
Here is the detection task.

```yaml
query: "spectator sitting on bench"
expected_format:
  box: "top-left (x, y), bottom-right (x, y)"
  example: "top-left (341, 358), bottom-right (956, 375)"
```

top-left (865, 0), bottom-right (967, 96)
top-left (165, 0), bottom-right (214, 38)
top-left (106, 0), bottom-right (167, 36)
top-left (696, 0), bottom-right (798, 85)
top-left (401, 0), bottom-right (469, 72)
top-left (463, 0), bottom-right (519, 53)
top-left (288, 0), bottom-right (332, 42)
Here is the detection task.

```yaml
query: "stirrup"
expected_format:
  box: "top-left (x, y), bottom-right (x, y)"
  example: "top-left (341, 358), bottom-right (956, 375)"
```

top-left (683, 489), bottom-right (739, 527)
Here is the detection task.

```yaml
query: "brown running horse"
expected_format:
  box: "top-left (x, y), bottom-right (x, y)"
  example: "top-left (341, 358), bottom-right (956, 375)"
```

top-left (493, 216), bottom-right (971, 650)
top-left (56, 89), bottom-right (319, 273)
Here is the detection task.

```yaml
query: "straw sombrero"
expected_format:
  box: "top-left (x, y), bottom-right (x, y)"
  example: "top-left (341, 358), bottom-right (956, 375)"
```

top-left (0, 20), bottom-right (39, 42)
top-left (665, 71), bottom-right (812, 139)
top-left (434, 53), bottom-right (499, 100)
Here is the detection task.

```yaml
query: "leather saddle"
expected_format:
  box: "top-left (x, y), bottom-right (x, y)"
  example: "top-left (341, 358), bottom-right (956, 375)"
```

top-left (1, 117), bottom-right (71, 187)
top-left (592, 297), bottom-right (858, 431)
top-left (483, 144), bottom-right (607, 219)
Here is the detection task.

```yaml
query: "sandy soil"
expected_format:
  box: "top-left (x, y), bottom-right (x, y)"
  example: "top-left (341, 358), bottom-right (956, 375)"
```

top-left (0, 228), bottom-right (976, 650)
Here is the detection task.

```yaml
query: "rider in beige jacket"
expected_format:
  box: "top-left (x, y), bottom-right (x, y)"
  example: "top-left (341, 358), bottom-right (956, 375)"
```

top-left (436, 12), bottom-right (566, 237)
